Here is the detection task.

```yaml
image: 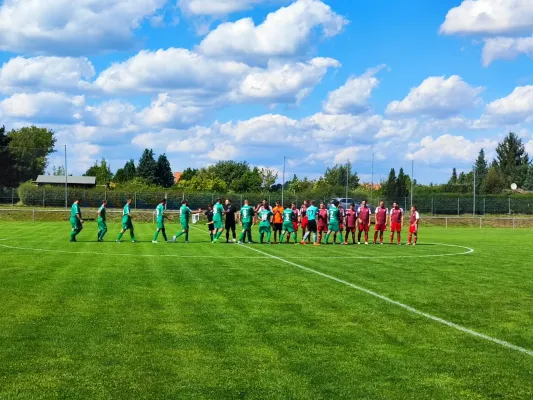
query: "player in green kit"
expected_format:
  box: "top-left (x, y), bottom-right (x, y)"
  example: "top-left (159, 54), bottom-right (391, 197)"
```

top-left (211, 198), bottom-right (226, 243)
top-left (116, 199), bottom-right (136, 243)
top-left (238, 200), bottom-right (254, 244)
top-left (69, 199), bottom-right (83, 242)
top-left (325, 200), bottom-right (341, 244)
top-left (97, 200), bottom-right (107, 242)
top-left (279, 206), bottom-right (298, 244)
top-left (152, 199), bottom-right (169, 243)
top-left (258, 207), bottom-right (273, 244)
top-left (301, 200), bottom-right (319, 245)
top-left (172, 199), bottom-right (201, 243)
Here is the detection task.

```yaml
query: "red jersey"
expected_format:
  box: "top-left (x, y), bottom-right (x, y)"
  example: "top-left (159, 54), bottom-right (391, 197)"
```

top-left (345, 209), bottom-right (357, 227)
top-left (390, 207), bottom-right (403, 223)
top-left (318, 209), bottom-right (328, 225)
top-left (375, 207), bottom-right (388, 225)
top-left (300, 205), bottom-right (307, 217)
top-left (291, 208), bottom-right (299, 222)
top-left (357, 206), bottom-right (371, 224)
top-left (410, 211), bottom-right (420, 224)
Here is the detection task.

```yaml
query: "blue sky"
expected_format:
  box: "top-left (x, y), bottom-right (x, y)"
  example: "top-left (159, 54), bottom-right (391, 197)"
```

top-left (0, 0), bottom-right (532, 184)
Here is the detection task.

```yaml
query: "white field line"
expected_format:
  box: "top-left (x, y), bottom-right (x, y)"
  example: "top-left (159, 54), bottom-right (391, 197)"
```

top-left (240, 244), bottom-right (533, 358)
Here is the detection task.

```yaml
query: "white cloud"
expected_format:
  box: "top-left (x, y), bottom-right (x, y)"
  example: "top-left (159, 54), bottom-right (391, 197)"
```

top-left (323, 65), bottom-right (386, 115)
top-left (407, 134), bottom-right (497, 163)
top-left (219, 114), bottom-right (300, 144)
top-left (386, 75), bottom-right (483, 118)
top-left (333, 145), bottom-right (372, 164)
top-left (440, 0), bottom-right (533, 36)
top-left (0, 0), bottom-right (167, 54)
top-left (302, 113), bottom-right (383, 141)
top-left (197, 0), bottom-right (348, 60)
top-left (94, 48), bottom-right (250, 96)
top-left (137, 94), bottom-right (205, 127)
top-left (179, 0), bottom-right (268, 16)
top-left (0, 92), bottom-right (85, 123)
top-left (0, 56), bottom-right (94, 94)
top-left (482, 35), bottom-right (533, 65)
top-left (481, 85), bottom-right (533, 125)
top-left (85, 101), bottom-right (137, 129)
top-left (233, 57), bottom-right (340, 104)
top-left (376, 119), bottom-right (419, 139)
top-left (207, 142), bottom-right (239, 160)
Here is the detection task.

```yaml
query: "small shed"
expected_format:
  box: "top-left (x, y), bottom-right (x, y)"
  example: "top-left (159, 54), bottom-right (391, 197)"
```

top-left (36, 175), bottom-right (97, 188)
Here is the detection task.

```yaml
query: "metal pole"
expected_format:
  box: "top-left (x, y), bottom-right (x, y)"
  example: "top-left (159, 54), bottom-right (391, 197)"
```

top-left (64, 144), bottom-right (68, 209)
top-left (410, 159), bottom-right (414, 207)
top-left (457, 198), bottom-right (460, 216)
top-left (509, 198), bottom-right (511, 215)
top-left (371, 153), bottom-right (374, 205)
top-left (484, 197), bottom-right (486, 215)
top-left (345, 159), bottom-right (349, 202)
top-left (431, 197), bottom-right (434, 215)
top-left (282, 156), bottom-right (286, 206)
top-left (473, 169), bottom-right (476, 216)
top-left (11, 188), bottom-right (14, 206)
top-left (134, 192), bottom-right (137, 210)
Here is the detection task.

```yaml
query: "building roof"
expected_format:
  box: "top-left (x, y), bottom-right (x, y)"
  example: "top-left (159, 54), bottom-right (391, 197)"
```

top-left (174, 172), bottom-right (182, 183)
top-left (36, 175), bottom-right (96, 185)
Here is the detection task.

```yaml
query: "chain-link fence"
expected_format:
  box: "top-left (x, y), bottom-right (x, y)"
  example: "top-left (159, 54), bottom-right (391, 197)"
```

top-left (3, 186), bottom-right (533, 215)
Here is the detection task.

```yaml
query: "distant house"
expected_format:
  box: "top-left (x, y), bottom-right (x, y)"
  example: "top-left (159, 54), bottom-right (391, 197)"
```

top-left (174, 172), bottom-right (182, 183)
top-left (35, 175), bottom-right (97, 189)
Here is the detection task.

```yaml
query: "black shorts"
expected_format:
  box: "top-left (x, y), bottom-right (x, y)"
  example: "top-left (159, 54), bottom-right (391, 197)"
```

top-left (225, 220), bottom-right (236, 230)
top-left (274, 223), bottom-right (283, 231)
top-left (307, 220), bottom-right (317, 233)
top-left (208, 223), bottom-right (214, 231)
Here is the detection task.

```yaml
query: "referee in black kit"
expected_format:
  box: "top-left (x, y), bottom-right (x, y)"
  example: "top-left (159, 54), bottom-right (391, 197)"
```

top-left (225, 199), bottom-right (237, 243)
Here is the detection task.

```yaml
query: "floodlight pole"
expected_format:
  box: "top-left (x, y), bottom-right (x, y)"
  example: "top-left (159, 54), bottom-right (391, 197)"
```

top-left (345, 159), bottom-right (349, 202)
top-left (410, 159), bottom-right (414, 207)
top-left (473, 169), bottom-right (476, 217)
top-left (282, 156), bottom-right (287, 206)
top-left (64, 145), bottom-right (68, 209)
top-left (371, 153), bottom-right (374, 204)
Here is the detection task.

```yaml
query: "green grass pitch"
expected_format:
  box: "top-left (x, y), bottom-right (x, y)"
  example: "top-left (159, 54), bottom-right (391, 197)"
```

top-left (0, 221), bottom-right (532, 399)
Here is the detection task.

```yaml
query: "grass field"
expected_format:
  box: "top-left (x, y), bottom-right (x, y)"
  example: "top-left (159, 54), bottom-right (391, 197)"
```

top-left (1, 222), bottom-right (532, 399)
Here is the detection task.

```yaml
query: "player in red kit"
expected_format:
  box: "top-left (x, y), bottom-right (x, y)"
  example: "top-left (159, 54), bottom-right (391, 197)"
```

top-left (357, 200), bottom-right (371, 244)
top-left (317, 202), bottom-right (328, 243)
top-left (373, 201), bottom-right (388, 245)
top-left (389, 202), bottom-right (404, 245)
top-left (290, 202), bottom-right (299, 242)
top-left (344, 203), bottom-right (357, 244)
top-left (407, 206), bottom-right (420, 246)
top-left (300, 201), bottom-right (309, 243)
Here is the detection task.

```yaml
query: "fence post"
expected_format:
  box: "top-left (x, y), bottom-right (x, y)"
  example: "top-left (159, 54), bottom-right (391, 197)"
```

top-left (11, 188), bottom-right (14, 206)
top-left (446, 217), bottom-right (448, 229)
top-left (479, 217), bottom-right (482, 229)
top-left (512, 217), bottom-right (515, 229)
top-left (431, 197), bottom-right (434, 216)
top-left (43, 189), bottom-right (45, 208)
top-left (32, 209), bottom-right (35, 222)
top-left (457, 198), bottom-right (459, 216)
top-left (134, 192), bottom-right (137, 210)
top-left (509, 198), bottom-right (511, 215)
top-left (483, 198), bottom-right (486, 215)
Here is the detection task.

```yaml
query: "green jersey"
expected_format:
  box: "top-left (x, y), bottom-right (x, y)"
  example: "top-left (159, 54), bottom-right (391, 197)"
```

top-left (122, 204), bottom-right (131, 222)
top-left (240, 205), bottom-right (253, 223)
top-left (213, 203), bottom-right (224, 222)
top-left (71, 203), bottom-right (81, 219)
top-left (283, 208), bottom-right (294, 223)
top-left (180, 204), bottom-right (191, 222)
top-left (156, 203), bottom-right (165, 222)
top-left (328, 206), bottom-right (340, 223)
top-left (306, 205), bottom-right (318, 221)
top-left (258, 209), bottom-right (273, 227)
top-left (98, 204), bottom-right (106, 221)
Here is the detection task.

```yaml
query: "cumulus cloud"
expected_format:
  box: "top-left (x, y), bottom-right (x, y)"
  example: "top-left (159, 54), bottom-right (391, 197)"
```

top-left (219, 114), bottom-right (300, 144)
top-left (0, 0), bottom-right (167, 54)
top-left (179, 0), bottom-right (269, 16)
top-left (407, 134), bottom-right (497, 163)
top-left (482, 35), bottom-right (533, 65)
top-left (137, 94), bottom-right (205, 127)
top-left (0, 56), bottom-right (95, 94)
top-left (197, 0), bottom-right (348, 60)
top-left (480, 85), bottom-right (533, 125)
top-left (386, 75), bottom-right (483, 118)
top-left (323, 65), bottom-right (386, 115)
top-left (440, 0), bottom-right (533, 35)
top-left (232, 57), bottom-right (340, 104)
top-left (207, 142), bottom-right (239, 160)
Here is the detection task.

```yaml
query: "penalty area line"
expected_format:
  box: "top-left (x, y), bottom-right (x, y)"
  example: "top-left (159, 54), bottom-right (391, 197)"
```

top-left (240, 244), bottom-right (533, 358)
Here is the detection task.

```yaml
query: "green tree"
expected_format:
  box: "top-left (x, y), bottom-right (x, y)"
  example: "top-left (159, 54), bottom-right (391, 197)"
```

top-left (524, 166), bottom-right (533, 191)
top-left (382, 168), bottom-right (396, 199)
top-left (481, 167), bottom-right (506, 194)
top-left (233, 167), bottom-right (263, 192)
top-left (137, 149), bottom-right (157, 184)
top-left (8, 126), bottom-right (56, 183)
top-left (449, 168), bottom-right (458, 184)
top-left (323, 164), bottom-right (359, 190)
top-left (114, 159), bottom-right (137, 183)
top-left (85, 158), bottom-right (113, 185)
top-left (396, 168), bottom-right (409, 198)
top-left (0, 126), bottom-right (17, 188)
top-left (155, 154), bottom-right (174, 188)
top-left (495, 132), bottom-right (529, 187)
top-left (210, 161), bottom-right (251, 191)
top-left (261, 168), bottom-right (278, 191)
top-left (181, 167), bottom-right (198, 181)
top-left (52, 166), bottom-right (65, 176)
top-left (474, 149), bottom-right (488, 193)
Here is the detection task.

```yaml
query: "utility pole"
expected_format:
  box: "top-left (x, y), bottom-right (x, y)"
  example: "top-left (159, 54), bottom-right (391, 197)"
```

top-left (64, 145), bottom-right (68, 209)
